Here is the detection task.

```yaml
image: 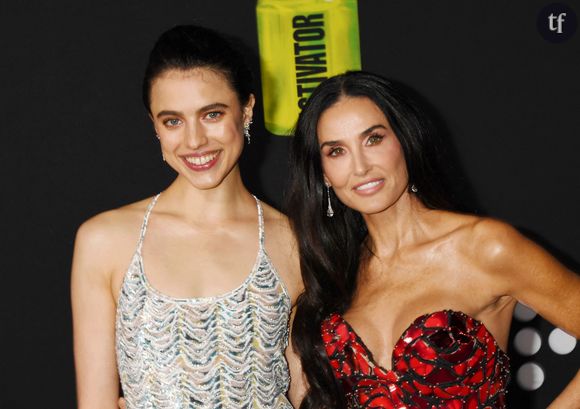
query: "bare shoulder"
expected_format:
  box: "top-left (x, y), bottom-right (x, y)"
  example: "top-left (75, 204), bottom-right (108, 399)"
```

top-left (433, 211), bottom-right (580, 337)
top-left (442, 212), bottom-right (545, 288)
top-left (426, 211), bottom-right (527, 281)
top-left (73, 197), bottom-right (155, 279)
top-left (464, 216), bottom-right (525, 264)
top-left (420, 212), bottom-right (525, 310)
top-left (433, 211), bottom-right (522, 262)
top-left (260, 201), bottom-right (303, 303)
top-left (76, 198), bottom-right (151, 249)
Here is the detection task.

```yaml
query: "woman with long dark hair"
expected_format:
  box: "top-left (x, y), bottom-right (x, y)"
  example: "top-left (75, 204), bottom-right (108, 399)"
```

top-left (71, 25), bottom-right (302, 409)
top-left (286, 71), bottom-right (580, 408)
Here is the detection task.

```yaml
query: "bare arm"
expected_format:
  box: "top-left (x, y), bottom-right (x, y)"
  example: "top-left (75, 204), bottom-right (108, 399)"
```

top-left (479, 220), bottom-right (580, 407)
top-left (263, 207), bottom-right (304, 305)
top-left (268, 214), bottom-right (306, 407)
top-left (483, 221), bottom-right (580, 337)
top-left (548, 370), bottom-right (580, 409)
top-left (71, 218), bottom-right (121, 409)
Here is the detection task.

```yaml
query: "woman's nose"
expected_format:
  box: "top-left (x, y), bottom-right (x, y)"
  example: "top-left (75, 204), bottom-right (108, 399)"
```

top-left (352, 149), bottom-right (370, 176)
top-left (185, 122), bottom-right (208, 149)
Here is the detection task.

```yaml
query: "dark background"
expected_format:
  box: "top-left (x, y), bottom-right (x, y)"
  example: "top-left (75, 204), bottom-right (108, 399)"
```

top-left (1, 1), bottom-right (578, 407)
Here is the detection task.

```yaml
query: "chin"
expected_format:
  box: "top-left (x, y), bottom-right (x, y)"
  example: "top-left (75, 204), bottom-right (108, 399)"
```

top-left (341, 201), bottom-right (386, 215)
top-left (191, 180), bottom-right (224, 190)
top-left (357, 204), bottom-right (392, 216)
top-left (179, 170), bottom-right (225, 190)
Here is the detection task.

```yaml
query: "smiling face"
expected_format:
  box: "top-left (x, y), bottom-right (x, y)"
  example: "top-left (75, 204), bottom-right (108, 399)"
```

top-left (149, 68), bottom-right (254, 190)
top-left (318, 96), bottom-right (410, 215)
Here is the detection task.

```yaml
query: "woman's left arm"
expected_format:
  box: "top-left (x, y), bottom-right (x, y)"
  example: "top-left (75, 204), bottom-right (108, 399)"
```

top-left (485, 220), bottom-right (580, 337)
top-left (480, 220), bottom-right (580, 408)
top-left (548, 371), bottom-right (580, 409)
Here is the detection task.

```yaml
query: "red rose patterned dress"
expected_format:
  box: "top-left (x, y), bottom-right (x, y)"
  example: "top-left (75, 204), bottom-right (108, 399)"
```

top-left (321, 310), bottom-right (510, 409)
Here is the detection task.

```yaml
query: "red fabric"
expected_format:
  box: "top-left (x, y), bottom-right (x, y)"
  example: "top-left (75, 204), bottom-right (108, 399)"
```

top-left (321, 310), bottom-right (510, 408)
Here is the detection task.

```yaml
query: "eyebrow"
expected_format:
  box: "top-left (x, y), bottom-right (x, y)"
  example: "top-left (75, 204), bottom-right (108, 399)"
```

top-left (156, 102), bottom-right (229, 118)
top-left (319, 124), bottom-right (387, 149)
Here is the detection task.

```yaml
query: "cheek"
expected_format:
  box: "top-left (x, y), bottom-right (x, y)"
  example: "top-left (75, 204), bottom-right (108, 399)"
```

top-left (158, 132), bottom-right (182, 151)
top-left (322, 158), bottom-right (350, 188)
top-left (385, 147), bottom-right (408, 178)
top-left (371, 141), bottom-right (407, 173)
top-left (214, 120), bottom-right (243, 145)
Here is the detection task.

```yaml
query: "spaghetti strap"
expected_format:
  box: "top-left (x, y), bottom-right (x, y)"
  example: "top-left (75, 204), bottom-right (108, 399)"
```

top-left (136, 194), bottom-right (161, 253)
top-left (117, 191), bottom-right (292, 407)
top-left (253, 195), bottom-right (265, 250)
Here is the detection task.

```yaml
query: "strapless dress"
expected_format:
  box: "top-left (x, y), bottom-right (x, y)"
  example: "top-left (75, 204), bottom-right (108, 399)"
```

top-left (321, 310), bottom-right (510, 408)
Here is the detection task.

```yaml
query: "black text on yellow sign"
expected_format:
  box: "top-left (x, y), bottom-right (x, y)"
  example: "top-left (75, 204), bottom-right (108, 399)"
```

top-left (257, 0), bottom-right (361, 136)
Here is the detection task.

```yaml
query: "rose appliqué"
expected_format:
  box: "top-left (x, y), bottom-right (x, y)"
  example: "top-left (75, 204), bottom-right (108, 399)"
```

top-left (393, 310), bottom-right (508, 408)
top-left (322, 310), bottom-right (509, 409)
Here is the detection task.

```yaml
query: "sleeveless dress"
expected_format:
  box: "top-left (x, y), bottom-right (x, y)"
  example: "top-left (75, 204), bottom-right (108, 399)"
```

top-left (116, 195), bottom-right (293, 408)
top-left (322, 310), bottom-right (510, 409)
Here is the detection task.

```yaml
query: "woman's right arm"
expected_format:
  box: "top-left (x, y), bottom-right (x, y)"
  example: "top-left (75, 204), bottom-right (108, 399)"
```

top-left (71, 217), bottom-right (121, 409)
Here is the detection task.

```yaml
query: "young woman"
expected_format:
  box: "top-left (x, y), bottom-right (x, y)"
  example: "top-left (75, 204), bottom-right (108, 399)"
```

top-left (286, 71), bottom-right (580, 408)
top-left (71, 25), bottom-right (301, 409)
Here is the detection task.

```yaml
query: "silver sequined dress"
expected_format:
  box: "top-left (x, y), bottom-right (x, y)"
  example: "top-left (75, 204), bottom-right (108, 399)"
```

top-left (116, 195), bottom-right (292, 408)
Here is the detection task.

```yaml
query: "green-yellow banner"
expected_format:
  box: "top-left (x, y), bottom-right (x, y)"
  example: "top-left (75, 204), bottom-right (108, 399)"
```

top-left (256, 0), bottom-right (361, 136)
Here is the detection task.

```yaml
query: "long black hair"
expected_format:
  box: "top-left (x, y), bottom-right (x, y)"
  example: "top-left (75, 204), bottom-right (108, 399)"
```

top-left (142, 25), bottom-right (253, 112)
top-left (285, 71), bottom-right (455, 408)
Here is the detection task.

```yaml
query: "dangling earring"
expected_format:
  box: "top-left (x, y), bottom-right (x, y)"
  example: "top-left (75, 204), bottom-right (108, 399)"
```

top-left (410, 184), bottom-right (418, 193)
top-left (325, 184), bottom-right (334, 218)
top-left (244, 120), bottom-right (253, 144)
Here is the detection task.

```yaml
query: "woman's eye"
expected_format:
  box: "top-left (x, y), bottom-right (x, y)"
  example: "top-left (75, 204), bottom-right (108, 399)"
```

top-left (367, 134), bottom-right (384, 145)
top-left (205, 111), bottom-right (223, 120)
top-left (328, 147), bottom-right (345, 157)
top-left (163, 118), bottom-right (182, 128)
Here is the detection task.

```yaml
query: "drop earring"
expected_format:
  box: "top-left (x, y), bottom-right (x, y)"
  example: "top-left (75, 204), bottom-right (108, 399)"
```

top-left (325, 184), bottom-right (334, 218)
top-left (244, 120), bottom-right (253, 144)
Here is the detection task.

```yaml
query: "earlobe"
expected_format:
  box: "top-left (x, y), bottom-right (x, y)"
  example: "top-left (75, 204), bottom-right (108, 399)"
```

top-left (323, 176), bottom-right (331, 187)
top-left (244, 94), bottom-right (256, 122)
top-left (247, 93), bottom-right (256, 110)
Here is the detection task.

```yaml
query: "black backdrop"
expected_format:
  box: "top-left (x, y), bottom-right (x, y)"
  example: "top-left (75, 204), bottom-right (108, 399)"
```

top-left (1, 1), bottom-right (578, 408)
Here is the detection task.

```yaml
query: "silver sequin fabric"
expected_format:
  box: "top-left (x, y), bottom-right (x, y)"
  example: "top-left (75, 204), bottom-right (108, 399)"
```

top-left (116, 195), bottom-right (293, 408)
